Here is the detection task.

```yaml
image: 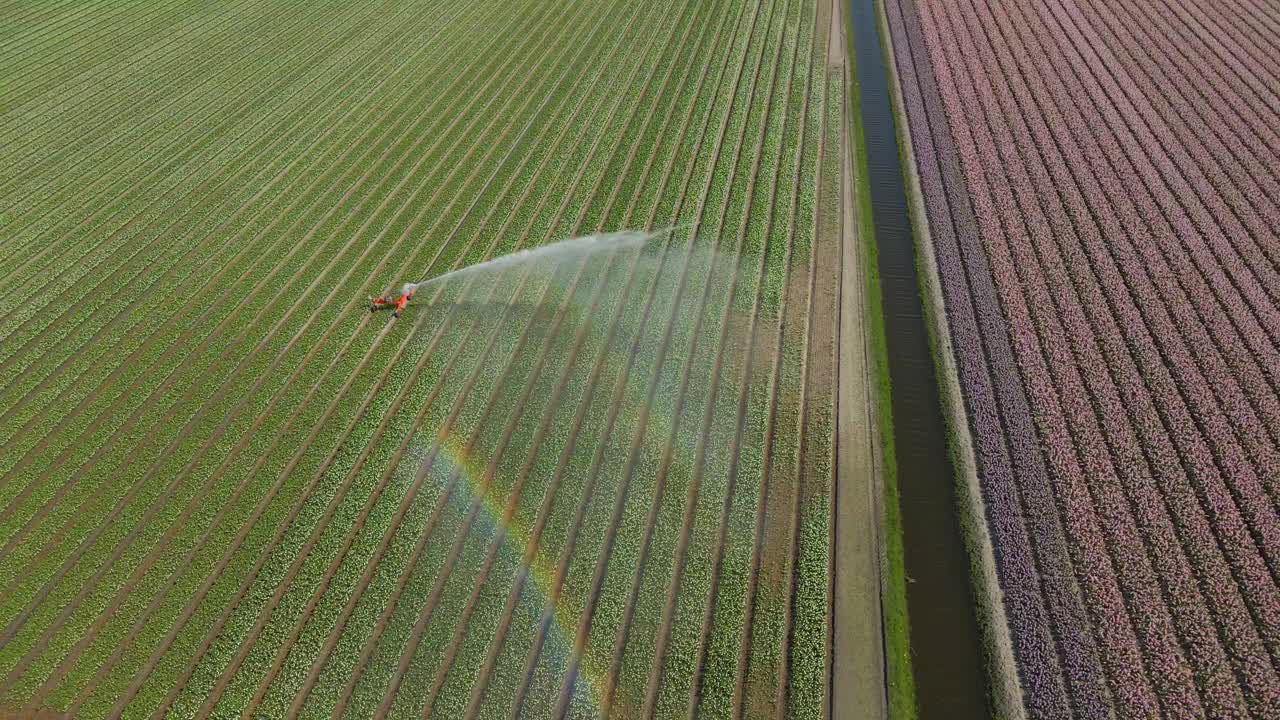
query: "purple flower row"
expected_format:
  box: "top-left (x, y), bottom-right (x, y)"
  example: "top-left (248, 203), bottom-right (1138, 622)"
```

top-left (886, 0), bottom-right (1112, 716)
top-left (887, 0), bottom-right (1280, 716)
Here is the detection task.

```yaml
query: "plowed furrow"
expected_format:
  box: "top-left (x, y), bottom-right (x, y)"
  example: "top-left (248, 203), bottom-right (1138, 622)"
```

top-left (456, 6), bottom-right (745, 715)
top-left (183, 5), bottom-right (628, 712)
top-left (0, 0), bottom-right (544, 573)
top-left (63, 2), bottom-right (588, 707)
top-left (370, 4), bottom-right (691, 712)
top-left (0, 0), bottom-right (469, 447)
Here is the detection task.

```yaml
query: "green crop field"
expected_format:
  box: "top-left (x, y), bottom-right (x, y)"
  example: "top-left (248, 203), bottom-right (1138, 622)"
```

top-left (0, 0), bottom-right (881, 717)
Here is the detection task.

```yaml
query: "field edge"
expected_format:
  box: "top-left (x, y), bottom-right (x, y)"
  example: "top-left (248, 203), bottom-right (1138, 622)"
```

top-left (872, 0), bottom-right (1024, 717)
top-left (837, 1), bottom-right (915, 718)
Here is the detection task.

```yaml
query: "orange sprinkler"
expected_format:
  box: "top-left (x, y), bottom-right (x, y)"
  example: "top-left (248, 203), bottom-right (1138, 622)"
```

top-left (369, 286), bottom-right (414, 318)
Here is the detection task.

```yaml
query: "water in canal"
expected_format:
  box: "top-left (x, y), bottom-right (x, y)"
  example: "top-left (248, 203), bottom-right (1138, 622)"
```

top-left (846, 0), bottom-right (989, 716)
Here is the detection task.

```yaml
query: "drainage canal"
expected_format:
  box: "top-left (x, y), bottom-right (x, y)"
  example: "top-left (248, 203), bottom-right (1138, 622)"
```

top-left (847, 0), bottom-right (988, 716)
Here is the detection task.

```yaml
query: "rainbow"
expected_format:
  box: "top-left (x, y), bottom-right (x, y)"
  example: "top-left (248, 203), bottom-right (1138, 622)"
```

top-left (417, 285), bottom-right (722, 711)
top-left (430, 430), bottom-right (608, 712)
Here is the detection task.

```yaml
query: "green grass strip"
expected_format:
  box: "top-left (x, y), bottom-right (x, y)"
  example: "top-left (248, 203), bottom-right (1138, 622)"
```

top-left (842, 0), bottom-right (918, 717)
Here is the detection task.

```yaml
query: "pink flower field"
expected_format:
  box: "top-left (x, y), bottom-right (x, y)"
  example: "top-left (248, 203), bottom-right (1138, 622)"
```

top-left (884, 0), bottom-right (1280, 715)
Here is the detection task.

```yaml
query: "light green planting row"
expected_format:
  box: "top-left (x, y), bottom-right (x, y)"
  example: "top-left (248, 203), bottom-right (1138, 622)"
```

top-left (0, 0), bottom-right (504, 632)
top-left (541, 0), bottom-right (770, 710)
top-left (189, 1), bottom-right (670, 712)
top-left (289, 14), bottom-right (660, 712)
top-left (0, 1), bottom-right (555, 681)
top-left (0, 0), bottom-right (517, 532)
top-left (2, 0), bottom-right (285, 201)
top-left (643, 0), bottom-right (780, 716)
top-left (463, 0), bottom-right (748, 711)
top-left (374, 11), bottom-right (657, 710)
top-left (586, 0), bottom-right (803, 707)
top-left (0, 0), bottom-right (450, 480)
top-left (204, 14), bottom-right (656, 718)
top-left (389, 2), bottom-right (709, 713)
top-left (568, 6), bottom-right (747, 709)
top-left (0, 0), bottom-right (367, 312)
top-left (1, 0), bottom-right (286, 149)
top-left (785, 68), bottom-right (843, 720)
top-left (675, 0), bottom-right (800, 715)
top-left (0, 0), bottom-right (568, 707)
top-left (0, 0), bottom-right (858, 716)
top-left (714, 0), bottom-right (818, 714)
top-left (409, 0), bottom-right (747, 702)
top-left (0, 0), bottom-right (545, 594)
top-left (132, 2), bottom-right (632, 712)
top-left (0, 0), bottom-right (473, 443)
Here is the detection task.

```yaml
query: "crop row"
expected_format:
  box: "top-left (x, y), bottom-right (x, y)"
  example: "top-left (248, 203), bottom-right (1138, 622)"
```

top-left (0, 0), bottom-right (470, 459)
top-left (887, 0), bottom-right (1280, 716)
top-left (0, 0), bottom-right (468, 399)
top-left (327, 0), bottom-right (839, 707)
top-left (192, 2), bottom-right (670, 712)
top-left (371, 5), bottom-right (714, 714)
top-left (66, 14), bottom-right (580, 713)
top-left (944, 0), bottom-right (1280, 712)
top-left (733, 11), bottom-right (827, 717)
top-left (503, 2), bottom-right (768, 715)
top-left (0, 7), bottom-right (542, 661)
top-left (464, 0), bottom-right (754, 713)
top-left (0, 0), bottom-right (565, 702)
top-left (546, 3), bottom-right (771, 714)
top-left (0, 0), bottom-right (488, 509)
top-left (675, 0), bottom-right (810, 716)
top-left (2, 0), bottom-right (295, 201)
top-left (587, 8), bottom-right (750, 717)
top-left (0, 0), bottom-right (335, 371)
top-left (0, 0), bottom-right (351, 288)
top-left (787, 68), bottom-right (840, 720)
top-left (286, 18), bottom-right (680, 717)
top-left (0, 0), bottom-right (450, 361)
top-left (225, 32), bottom-right (668, 720)
top-left (0, 0), bottom-right (849, 715)
top-left (137, 0), bottom-right (660, 707)
top-left (0, 0), bottom-right (215, 114)
top-left (0, 0), bottom-right (549, 572)
top-left (358, 2), bottom-right (711, 707)
top-left (87, 3), bottom-right (623, 713)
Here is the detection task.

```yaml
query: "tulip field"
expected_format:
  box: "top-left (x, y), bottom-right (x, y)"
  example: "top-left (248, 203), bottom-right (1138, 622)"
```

top-left (884, 0), bottom-right (1280, 716)
top-left (0, 0), bottom-right (880, 717)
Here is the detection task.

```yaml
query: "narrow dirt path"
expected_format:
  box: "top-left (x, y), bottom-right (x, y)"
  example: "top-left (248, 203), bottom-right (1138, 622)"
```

top-left (827, 10), bottom-right (889, 704)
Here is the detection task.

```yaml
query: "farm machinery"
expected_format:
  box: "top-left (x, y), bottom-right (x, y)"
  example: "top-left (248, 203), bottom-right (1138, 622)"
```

top-left (369, 285), bottom-right (415, 318)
